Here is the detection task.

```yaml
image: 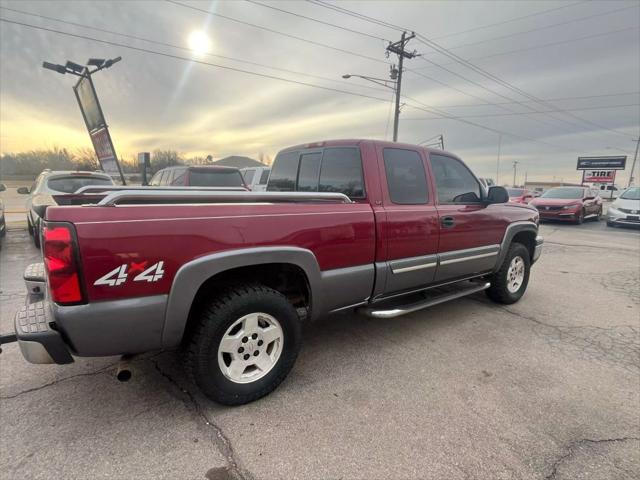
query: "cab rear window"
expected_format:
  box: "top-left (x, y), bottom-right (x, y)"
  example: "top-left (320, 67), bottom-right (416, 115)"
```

top-left (47, 176), bottom-right (113, 193)
top-left (267, 147), bottom-right (365, 199)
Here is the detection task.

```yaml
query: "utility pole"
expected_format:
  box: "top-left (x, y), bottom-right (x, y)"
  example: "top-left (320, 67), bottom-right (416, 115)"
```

top-left (386, 31), bottom-right (417, 142)
top-left (629, 137), bottom-right (639, 187)
top-left (512, 160), bottom-right (519, 187)
top-left (496, 134), bottom-right (502, 185)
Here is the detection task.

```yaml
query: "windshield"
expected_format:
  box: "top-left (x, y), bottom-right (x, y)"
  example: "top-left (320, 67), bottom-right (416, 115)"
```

top-left (541, 187), bottom-right (584, 199)
top-left (47, 176), bottom-right (113, 193)
top-left (189, 169), bottom-right (245, 187)
top-left (620, 187), bottom-right (640, 200)
top-left (506, 188), bottom-right (524, 196)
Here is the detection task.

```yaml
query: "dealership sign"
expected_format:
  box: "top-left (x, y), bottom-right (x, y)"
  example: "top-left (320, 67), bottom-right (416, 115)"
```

top-left (582, 170), bottom-right (616, 183)
top-left (576, 156), bottom-right (627, 170)
top-left (73, 74), bottom-right (125, 183)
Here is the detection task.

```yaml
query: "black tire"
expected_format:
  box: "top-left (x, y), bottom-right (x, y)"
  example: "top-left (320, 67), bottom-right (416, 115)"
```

top-left (27, 216), bottom-right (34, 237)
top-left (184, 284), bottom-right (302, 406)
top-left (485, 242), bottom-right (531, 305)
top-left (575, 208), bottom-right (585, 225)
top-left (595, 207), bottom-right (602, 221)
top-left (606, 221), bottom-right (615, 227)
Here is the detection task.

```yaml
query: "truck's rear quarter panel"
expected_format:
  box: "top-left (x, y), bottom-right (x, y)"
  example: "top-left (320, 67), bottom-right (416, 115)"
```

top-left (46, 202), bottom-right (376, 302)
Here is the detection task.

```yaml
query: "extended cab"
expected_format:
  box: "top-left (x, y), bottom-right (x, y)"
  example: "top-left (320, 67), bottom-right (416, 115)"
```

top-left (11, 140), bottom-right (542, 405)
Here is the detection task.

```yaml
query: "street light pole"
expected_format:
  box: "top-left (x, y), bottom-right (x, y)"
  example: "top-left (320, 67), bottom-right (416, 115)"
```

top-left (629, 137), bottom-right (639, 187)
top-left (512, 160), bottom-right (519, 187)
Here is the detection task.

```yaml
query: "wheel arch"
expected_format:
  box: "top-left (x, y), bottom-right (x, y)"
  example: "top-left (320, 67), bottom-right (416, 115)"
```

top-left (494, 221), bottom-right (538, 270)
top-left (161, 247), bottom-right (322, 348)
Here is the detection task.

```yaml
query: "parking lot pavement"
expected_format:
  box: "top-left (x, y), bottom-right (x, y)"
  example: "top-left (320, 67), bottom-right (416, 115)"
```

top-left (1, 222), bottom-right (638, 480)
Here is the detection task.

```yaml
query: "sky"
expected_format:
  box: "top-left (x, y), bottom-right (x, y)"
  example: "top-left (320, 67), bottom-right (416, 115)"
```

top-left (0, 0), bottom-right (639, 185)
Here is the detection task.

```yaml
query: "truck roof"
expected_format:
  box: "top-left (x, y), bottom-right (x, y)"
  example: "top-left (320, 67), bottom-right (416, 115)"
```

top-left (278, 139), bottom-right (459, 158)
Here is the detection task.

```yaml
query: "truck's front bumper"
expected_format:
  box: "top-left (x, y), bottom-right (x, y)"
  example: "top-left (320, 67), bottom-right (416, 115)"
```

top-left (532, 235), bottom-right (544, 264)
top-left (15, 300), bottom-right (73, 364)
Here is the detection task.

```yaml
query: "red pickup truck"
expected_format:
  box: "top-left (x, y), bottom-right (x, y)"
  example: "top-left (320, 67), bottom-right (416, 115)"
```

top-left (11, 139), bottom-right (542, 405)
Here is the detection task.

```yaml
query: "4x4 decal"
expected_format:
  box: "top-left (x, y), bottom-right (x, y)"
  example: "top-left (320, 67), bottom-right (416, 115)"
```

top-left (94, 261), bottom-right (165, 287)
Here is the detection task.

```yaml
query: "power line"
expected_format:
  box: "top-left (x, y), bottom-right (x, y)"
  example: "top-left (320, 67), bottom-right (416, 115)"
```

top-left (0, 16), bottom-right (588, 154)
top-left (403, 103), bottom-right (640, 120)
top-left (414, 26), bottom-right (638, 71)
top-left (257, 0), bottom-right (621, 143)
top-left (0, 17), bottom-right (392, 102)
top-left (425, 91), bottom-right (640, 109)
top-left (244, 0), bottom-right (388, 41)
top-left (431, 1), bottom-right (585, 40)
top-left (305, 0), bottom-right (637, 139)
top-left (165, 0), bottom-right (388, 65)
top-left (0, 5), bottom-right (390, 95)
top-left (429, 4), bottom-right (638, 54)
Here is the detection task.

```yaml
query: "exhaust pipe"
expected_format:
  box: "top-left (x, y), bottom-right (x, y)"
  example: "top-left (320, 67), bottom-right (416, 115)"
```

top-left (116, 355), bottom-right (133, 382)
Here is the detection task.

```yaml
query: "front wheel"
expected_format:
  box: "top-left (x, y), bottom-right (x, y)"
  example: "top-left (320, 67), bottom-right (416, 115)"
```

top-left (575, 209), bottom-right (585, 225)
top-left (486, 243), bottom-right (531, 304)
top-left (184, 284), bottom-right (302, 405)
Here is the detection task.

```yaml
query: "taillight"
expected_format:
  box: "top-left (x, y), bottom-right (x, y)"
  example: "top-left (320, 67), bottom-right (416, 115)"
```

top-left (43, 224), bottom-right (84, 304)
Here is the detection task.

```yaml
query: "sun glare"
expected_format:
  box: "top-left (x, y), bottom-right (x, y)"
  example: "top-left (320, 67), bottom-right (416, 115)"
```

top-left (188, 31), bottom-right (211, 56)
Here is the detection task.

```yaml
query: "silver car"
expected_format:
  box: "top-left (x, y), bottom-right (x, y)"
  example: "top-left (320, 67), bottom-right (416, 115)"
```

top-left (18, 170), bottom-right (114, 247)
top-left (606, 186), bottom-right (640, 227)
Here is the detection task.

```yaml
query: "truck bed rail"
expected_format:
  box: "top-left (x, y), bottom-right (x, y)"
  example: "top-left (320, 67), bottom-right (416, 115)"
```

top-left (96, 190), bottom-right (354, 206)
top-left (75, 185), bottom-right (247, 194)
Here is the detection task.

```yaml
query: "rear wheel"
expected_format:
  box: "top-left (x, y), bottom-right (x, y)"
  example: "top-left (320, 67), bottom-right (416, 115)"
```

top-left (486, 243), bottom-right (531, 305)
top-left (184, 284), bottom-right (302, 405)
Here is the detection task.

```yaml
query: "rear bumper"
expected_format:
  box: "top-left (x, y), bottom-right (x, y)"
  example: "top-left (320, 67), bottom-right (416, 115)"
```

top-left (15, 300), bottom-right (73, 364)
top-left (15, 262), bottom-right (167, 364)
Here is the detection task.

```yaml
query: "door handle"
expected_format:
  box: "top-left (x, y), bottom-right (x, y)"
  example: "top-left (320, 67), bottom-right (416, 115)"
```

top-left (441, 216), bottom-right (455, 228)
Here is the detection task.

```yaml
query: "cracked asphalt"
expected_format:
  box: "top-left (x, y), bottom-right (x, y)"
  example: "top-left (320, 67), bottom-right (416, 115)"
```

top-left (0, 219), bottom-right (639, 480)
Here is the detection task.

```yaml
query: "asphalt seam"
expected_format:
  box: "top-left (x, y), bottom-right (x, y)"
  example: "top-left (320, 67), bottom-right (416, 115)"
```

top-left (0, 364), bottom-right (115, 399)
top-left (545, 437), bottom-right (640, 480)
top-left (151, 358), bottom-right (254, 480)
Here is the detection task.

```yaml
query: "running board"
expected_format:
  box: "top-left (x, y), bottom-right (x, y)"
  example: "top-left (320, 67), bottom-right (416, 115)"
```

top-left (359, 281), bottom-right (490, 319)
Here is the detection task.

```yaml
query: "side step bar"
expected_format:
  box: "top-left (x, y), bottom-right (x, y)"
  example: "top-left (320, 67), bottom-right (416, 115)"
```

top-left (359, 281), bottom-right (490, 319)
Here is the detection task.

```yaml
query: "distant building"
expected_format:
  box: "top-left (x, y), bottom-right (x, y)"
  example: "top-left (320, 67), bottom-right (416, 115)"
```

top-left (525, 181), bottom-right (582, 193)
top-left (214, 155), bottom-right (265, 169)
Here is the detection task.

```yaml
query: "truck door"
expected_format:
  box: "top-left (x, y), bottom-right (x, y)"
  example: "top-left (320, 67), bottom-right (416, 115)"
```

top-left (376, 146), bottom-right (440, 296)
top-left (429, 153), bottom-right (505, 282)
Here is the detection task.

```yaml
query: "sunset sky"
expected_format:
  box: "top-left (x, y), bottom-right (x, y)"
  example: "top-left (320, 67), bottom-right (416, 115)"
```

top-left (0, 0), bottom-right (638, 183)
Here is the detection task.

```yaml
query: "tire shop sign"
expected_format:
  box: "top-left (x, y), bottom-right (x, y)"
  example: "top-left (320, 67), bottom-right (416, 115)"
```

top-left (577, 156), bottom-right (626, 186)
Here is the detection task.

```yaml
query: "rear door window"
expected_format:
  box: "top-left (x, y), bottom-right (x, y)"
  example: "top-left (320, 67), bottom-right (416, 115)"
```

top-left (383, 148), bottom-right (428, 204)
top-left (430, 154), bottom-right (482, 203)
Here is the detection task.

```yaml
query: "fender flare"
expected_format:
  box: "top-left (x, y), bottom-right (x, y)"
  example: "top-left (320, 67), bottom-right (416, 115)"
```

top-left (161, 246), bottom-right (322, 348)
top-left (494, 221), bottom-right (538, 271)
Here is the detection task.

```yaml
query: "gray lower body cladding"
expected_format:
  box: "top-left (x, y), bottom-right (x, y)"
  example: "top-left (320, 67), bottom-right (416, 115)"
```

top-left (53, 295), bottom-right (167, 356)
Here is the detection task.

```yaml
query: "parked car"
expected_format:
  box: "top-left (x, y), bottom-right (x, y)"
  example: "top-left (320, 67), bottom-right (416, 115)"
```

top-left (506, 188), bottom-right (534, 204)
top-left (8, 139), bottom-right (542, 406)
top-left (529, 186), bottom-right (602, 224)
top-left (241, 167), bottom-right (270, 191)
top-left (606, 186), bottom-right (640, 227)
top-left (149, 165), bottom-right (247, 188)
top-left (0, 183), bottom-right (6, 241)
top-left (17, 170), bottom-right (114, 248)
top-left (596, 184), bottom-right (620, 200)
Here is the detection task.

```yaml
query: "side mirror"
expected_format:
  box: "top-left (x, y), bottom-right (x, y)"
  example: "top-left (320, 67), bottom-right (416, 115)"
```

top-left (17, 187), bottom-right (30, 194)
top-left (486, 186), bottom-right (509, 204)
top-left (0, 183), bottom-right (6, 192)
